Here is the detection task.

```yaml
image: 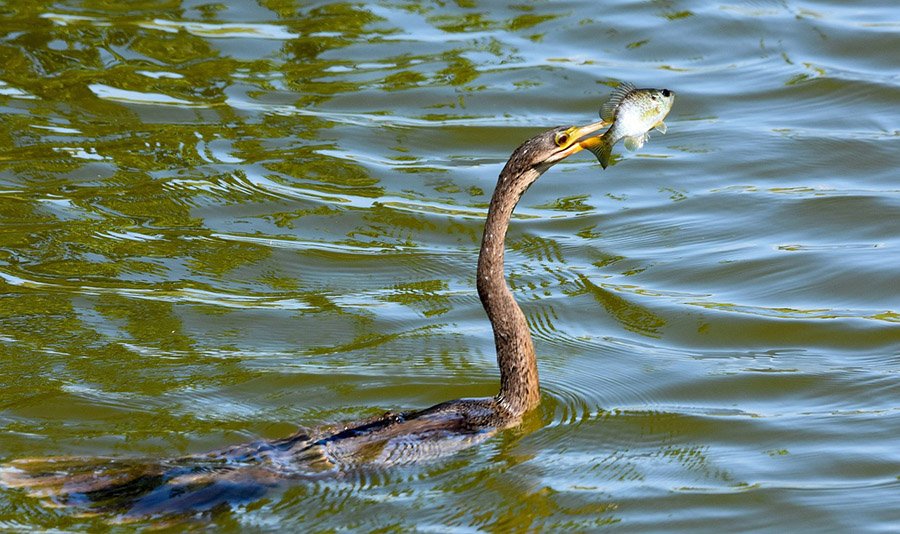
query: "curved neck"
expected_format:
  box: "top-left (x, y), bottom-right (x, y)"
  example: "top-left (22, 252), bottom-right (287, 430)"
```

top-left (477, 166), bottom-right (543, 418)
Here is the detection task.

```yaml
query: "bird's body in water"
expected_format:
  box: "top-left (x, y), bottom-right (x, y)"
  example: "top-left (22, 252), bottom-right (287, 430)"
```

top-left (1, 399), bottom-right (506, 517)
top-left (0, 112), bottom-right (638, 520)
top-left (582, 82), bottom-right (675, 169)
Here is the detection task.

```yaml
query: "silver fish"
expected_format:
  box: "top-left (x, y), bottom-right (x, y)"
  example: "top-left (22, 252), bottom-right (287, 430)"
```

top-left (582, 82), bottom-right (675, 169)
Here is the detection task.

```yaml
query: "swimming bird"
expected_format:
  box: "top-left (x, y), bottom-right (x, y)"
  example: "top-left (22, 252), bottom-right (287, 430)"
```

top-left (0, 118), bottom-right (612, 518)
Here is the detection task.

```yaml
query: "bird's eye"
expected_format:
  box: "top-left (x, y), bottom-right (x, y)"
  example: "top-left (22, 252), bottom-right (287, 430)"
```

top-left (554, 132), bottom-right (570, 147)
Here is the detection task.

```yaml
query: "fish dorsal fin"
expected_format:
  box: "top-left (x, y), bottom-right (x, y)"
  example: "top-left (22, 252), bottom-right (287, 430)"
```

top-left (600, 81), bottom-right (637, 122)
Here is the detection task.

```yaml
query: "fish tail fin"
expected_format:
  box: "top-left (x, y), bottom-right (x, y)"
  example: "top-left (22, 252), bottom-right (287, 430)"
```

top-left (582, 135), bottom-right (613, 169)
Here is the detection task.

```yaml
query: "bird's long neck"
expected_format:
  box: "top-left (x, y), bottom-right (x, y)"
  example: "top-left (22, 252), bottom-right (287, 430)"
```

top-left (477, 166), bottom-right (543, 418)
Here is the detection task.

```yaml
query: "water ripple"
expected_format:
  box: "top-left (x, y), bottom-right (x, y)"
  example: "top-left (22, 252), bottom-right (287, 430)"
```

top-left (88, 84), bottom-right (204, 107)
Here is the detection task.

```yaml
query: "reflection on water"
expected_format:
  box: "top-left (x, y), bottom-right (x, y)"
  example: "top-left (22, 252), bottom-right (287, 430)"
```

top-left (1, 0), bottom-right (899, 530)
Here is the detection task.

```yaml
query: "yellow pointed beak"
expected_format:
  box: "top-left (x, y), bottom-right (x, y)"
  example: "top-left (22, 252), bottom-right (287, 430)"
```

top-left (555, 119), bottom-right (610, 159)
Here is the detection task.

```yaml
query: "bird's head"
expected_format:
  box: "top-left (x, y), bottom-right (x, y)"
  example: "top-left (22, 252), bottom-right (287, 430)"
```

top-left (502, 120), bottom-right (609, 179)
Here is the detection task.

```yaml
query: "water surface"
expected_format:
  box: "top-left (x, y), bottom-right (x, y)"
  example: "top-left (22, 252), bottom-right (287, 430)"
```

top-left (0, 0), bottom-right (898, 531)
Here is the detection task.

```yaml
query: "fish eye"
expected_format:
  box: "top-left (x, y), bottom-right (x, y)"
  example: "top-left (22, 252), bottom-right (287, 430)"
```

top-left (662, 89), bottom-right (671, 97)
top-left (554, 131), bottom-right (570, 147)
